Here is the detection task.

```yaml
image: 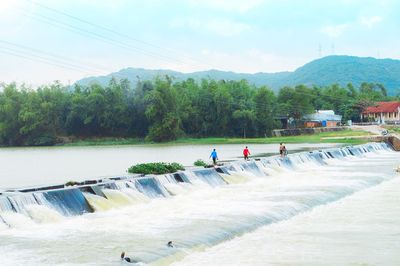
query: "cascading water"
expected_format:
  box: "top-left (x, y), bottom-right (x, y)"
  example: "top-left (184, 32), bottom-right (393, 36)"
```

top-left (83, 192), bottom-right (117, 211)
top-left (188, 168), bottom-right (227, 187)
top-left (0, 197), bottom-right (14, 212)
top-left (6, 193), bottom-right (39, 214)
top-left (135, 176), bottom-right (170, 198)
top-left (101, 189), bottom-right (136, 206)
top-left (0, 192), bottom-right (64, 225)
top-left (41, 188), bottom-right (92, 216)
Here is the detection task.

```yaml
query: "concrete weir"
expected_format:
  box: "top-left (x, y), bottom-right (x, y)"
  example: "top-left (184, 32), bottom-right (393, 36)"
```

top-left (367, 135), bottom-right (400, 151)
top-left (0, 142), bottom-right (395, 228)
top-left (386, 135), bottom-right (400, 151)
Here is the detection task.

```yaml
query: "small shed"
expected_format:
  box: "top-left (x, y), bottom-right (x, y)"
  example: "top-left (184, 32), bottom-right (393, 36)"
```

top-left (302, 110), bottom-right (342, 128)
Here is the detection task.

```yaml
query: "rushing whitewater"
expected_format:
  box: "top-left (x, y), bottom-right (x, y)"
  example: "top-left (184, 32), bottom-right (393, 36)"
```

top-left (0, 143), bottom-right (399, 265)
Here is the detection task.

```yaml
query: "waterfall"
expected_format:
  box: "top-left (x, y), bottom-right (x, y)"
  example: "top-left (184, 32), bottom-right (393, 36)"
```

top-left (41, 188), bottom-right (92, 216)
top-left (0, 192), bottom-right (65, 225)
top-left (189, 169), bottom-right (227, 187)
top-left (135, 177), bottom-right (170, 198)
top-left (102, 189), bottom-right (136, 206)
top-left (24, 204), bottom-right (63, 223)
top-left (6, 193), bottom-right (39, 215)
top-left (120, 188), bottom-right (150, 203)
top-left (230, 161), bottom-right (266, 177)
top-left (157, 174), bottom-right (190, 195)
top-left (0, 211), bottom-right (36, 228)
top-left (0, 196), bottom-right (14, 212)
top-left (83, 192), bottom-right (117, 211)
top-left (219, 172), bottom-right (252, 184)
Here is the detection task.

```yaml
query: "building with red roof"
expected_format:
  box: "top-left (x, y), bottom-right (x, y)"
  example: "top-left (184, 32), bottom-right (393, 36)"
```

top-left (361, 101), bottom-right (400, 122)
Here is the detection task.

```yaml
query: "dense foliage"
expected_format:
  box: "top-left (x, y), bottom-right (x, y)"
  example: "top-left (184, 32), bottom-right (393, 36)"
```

top-left (127, 162), bottom-right (185, 175)
top-left (194, 159), bottom-right (208, 167)
top-left (0, 77), bottom-right (394, 146)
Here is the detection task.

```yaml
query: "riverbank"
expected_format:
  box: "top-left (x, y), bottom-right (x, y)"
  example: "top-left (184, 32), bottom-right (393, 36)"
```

top-left (58, 129), bottom-right (371, 147)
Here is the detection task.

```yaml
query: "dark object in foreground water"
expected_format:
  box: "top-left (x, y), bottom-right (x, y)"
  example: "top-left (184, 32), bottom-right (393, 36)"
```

top-left (121, 251), bottom-right (139, 263)
top-left (167, 241), bottom-right (175, 248)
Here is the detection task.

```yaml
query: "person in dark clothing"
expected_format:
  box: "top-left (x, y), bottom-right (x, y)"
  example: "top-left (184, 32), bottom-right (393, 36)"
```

top-left (209, 149), bottom-right (218, 165)
top-left (167, 241), bottom-right (175, 248)
top-left (279, 143), bottom-right (288, 157)
top-left (120, 252), bottom-right (139, 264)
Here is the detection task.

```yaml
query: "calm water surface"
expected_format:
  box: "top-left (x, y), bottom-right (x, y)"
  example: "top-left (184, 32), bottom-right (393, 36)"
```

top-left (0, 143), bottom-right (339, 189)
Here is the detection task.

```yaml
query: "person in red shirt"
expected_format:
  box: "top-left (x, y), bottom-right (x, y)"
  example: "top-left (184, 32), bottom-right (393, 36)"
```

top-left (243, 146), bottom-right (250, 160)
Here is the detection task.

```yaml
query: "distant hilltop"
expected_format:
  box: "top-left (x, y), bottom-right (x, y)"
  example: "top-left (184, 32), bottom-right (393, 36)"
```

top-left (76, 55), bottom-right (400, 95)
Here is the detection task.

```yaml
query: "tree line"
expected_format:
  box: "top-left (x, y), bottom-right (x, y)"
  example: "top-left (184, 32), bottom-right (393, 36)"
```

top-left (0, 77), bottom-right (394, 146)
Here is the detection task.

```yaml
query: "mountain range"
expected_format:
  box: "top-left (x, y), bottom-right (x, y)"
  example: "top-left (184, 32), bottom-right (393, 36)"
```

top-left (76, 55), bottom-right (400, 95)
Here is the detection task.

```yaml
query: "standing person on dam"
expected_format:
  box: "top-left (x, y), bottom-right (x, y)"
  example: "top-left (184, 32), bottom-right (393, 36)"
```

top-left (209, 148), bottom-right (218, 165)
top-left (279, 143), bottom-right (287, 157)
top-left (243, 146), bottom-right (251, 160)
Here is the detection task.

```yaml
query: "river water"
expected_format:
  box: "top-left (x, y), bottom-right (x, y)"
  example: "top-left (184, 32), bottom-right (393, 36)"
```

top-left (0, 143), bottom-right (398, 266)
top-left (0, 143), bottom-right (338, 189)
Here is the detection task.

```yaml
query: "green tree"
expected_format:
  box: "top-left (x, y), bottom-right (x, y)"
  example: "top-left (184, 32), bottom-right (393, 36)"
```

top-left (232, 109), bottom-right (255, 138)
top-left (278, 85), bottom-right (314, 119)
top-left (254, 87), bottom-right (278, 136)
top-left (145, 76), bottom-right (181, 142)
top-left (0, 84), bottom-right (24, 145)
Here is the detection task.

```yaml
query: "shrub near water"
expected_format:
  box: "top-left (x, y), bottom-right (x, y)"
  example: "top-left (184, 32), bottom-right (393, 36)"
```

top-left (128, 162), bottom-right (185, 175)
top-left (194, 159), bottom-right (207, 167)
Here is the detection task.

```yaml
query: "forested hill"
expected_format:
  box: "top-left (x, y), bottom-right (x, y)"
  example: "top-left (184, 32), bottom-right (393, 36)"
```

top-left (76, 55), bottom-right (400, 95)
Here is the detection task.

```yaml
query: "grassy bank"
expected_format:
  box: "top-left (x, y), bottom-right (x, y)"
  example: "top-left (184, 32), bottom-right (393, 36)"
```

top-left (383, 125), bottom-right (400, 134)
top-left (58, 137), bottom-right (145, 146)
top-left (60, 129), bottom-right (371, 147)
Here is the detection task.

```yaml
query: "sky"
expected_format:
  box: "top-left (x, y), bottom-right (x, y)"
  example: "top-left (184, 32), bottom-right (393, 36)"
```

top-left (0, 0), bottom-right (399, 86)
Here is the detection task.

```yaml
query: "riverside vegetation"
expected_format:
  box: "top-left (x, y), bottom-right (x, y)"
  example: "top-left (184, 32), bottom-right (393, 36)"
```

top-left (59, 129), bottom-right (370, 146)
top-left (128, 162), bottom-right (185, 175)
top-left (0, 77), bottom-right (393, 146)
top-left (194, 159), bottom-right (208, 167)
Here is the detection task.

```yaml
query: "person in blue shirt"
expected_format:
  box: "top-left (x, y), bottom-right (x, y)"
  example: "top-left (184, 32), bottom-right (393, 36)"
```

top-left (209, 148), bottom-right (218, 165)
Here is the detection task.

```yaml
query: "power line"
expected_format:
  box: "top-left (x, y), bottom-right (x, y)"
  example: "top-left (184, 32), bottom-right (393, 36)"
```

top-left (0, 41), bottom-right (134, 82)
top-left (0, 40), bottom-right (106, 73)
top-left (25, 0), bottom-right (210, 68)
top-left (20, 10), bottom-right (186, 64)
top-left (0, 40), bottom-right (180, 86)
top-left (0, 47), bottom-right (90, 73)
top-left (17, 3), bottom-right (209, 70)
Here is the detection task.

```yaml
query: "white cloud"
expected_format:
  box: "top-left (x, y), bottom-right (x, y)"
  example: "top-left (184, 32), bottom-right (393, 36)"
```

top-left (170, 17), bottom-right (251, 37)
top-left (201, 49), bottom-right (210, 55)
top-left (321, 23), bottom-right (349, 38)
top-left (187, 0), bottom-right (265, 13)
top-left (207, 19), bottom-right (251, 36)
top-left (359, 15), bottom-right (383, 27)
